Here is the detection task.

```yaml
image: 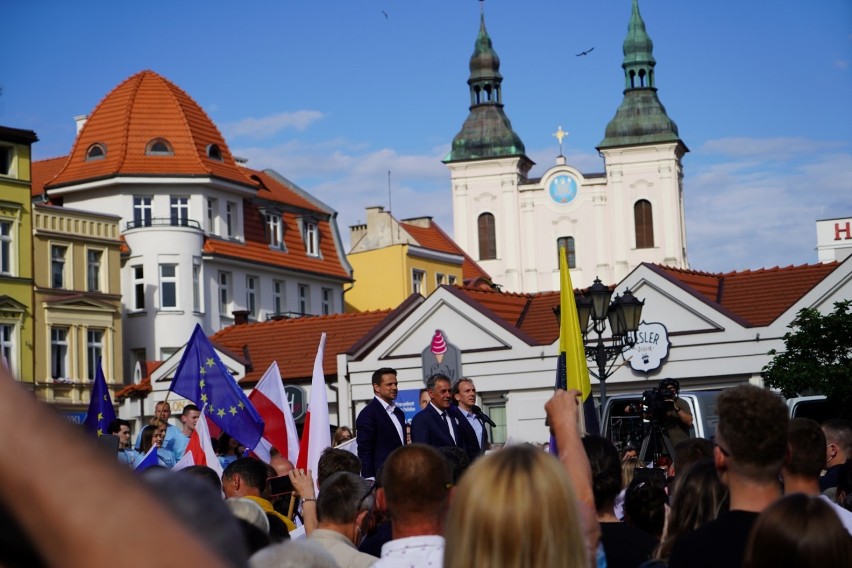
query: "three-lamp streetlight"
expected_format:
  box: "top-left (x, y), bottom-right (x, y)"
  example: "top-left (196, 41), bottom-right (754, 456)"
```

top-left (572, 277), bottom-right (645, 407)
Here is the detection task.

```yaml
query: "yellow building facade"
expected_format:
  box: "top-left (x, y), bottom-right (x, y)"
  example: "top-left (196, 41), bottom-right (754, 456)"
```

top-left (0, 126), bottom-right (38, 384)
top-left (345, 206), bottom-right (484, 312)
top-left (32, 204), bottom-right (124, 418)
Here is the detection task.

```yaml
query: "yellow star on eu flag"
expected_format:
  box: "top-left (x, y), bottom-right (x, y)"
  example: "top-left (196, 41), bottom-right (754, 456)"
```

top-left (199, 379), bottom-right (205, 389)
top-left (238, 401), bottom-right (244, 409)
top-left (229, 406), bottom-right (237, 416)
top-left (97, 412), bottom-right (103, 420)
top-left (199, 366), bottom-right (206, 375)
top-left (217, 408), bottom-right (226, 418)
top-left (201, 393), bottom-right (208, 403)
top-left (96, 429), bottom-right (103, 437)
top-left (206, 357), bottom-right (215, 368)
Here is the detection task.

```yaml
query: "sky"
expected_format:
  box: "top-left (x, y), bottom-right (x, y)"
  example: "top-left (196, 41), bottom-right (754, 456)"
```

top-left (3, 0), bottom-right (850, 274)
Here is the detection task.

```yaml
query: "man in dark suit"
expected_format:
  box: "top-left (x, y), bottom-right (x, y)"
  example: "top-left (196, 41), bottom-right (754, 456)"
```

top-left (411, 374), bottom-right (465, 452)
top-left (356, 367), bottom-right (406, 479)
top-left (452, 378), bottom-right (488, 462)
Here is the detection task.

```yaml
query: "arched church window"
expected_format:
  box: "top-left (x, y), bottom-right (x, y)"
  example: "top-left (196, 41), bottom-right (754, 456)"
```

top-left (634, 200), bottom-right (655, 249)
top-left (638, 69), bottom-right (647, 87)
top-left (478, 213), bottom-right (497, 260)
top-left (86, 143), bottom-right (106, 161)
top-left (556, 236), bottom-right (576, 269)
top-left (146, 138), bottom-right (173, 156)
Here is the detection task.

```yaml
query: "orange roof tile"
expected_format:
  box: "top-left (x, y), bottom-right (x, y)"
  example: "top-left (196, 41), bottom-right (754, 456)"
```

top-left (652, 262), bottom-right (840, 326)
top-left (401, 220), bottom-right (490, 282)
top-left (46, 70), bottom-right (254, 191)
top-left (246, 168), bottom-right (323, 213)
top-left (31, 156), bottom-right (68, 199)
top-left (211, 310), bottom-right (393, 383)
top-left (203, 209), bottom-right (351, 279)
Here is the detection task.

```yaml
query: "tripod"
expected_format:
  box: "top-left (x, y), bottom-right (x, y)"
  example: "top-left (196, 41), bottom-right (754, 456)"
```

top-left (639, 421), bottom-right (675, 466)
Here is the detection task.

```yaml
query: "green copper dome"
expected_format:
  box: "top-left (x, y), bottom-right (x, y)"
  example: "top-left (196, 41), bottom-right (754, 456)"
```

top-left (445, 13), bottom-right (527, 163)
top-left (598, 0), bottom-right (685, 150)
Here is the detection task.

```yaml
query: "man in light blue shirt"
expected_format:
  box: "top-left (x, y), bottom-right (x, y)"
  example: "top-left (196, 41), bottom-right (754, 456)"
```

top-left (135, 400), bottom-right (179, 451)
top-left (171, 404), bottom-right (201, 460)
top-left (452, 378), bottom-right (488, 462)
top-left (109, 418), bottom-right (139, 466)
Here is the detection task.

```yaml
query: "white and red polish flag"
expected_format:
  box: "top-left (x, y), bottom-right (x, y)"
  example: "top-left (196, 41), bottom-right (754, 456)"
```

top-left (296, 333), bottom-right (331, 490)
top-left (249, 361), bottom-right (300, 465)
top-left (173, 403), bottom-right (223, 478)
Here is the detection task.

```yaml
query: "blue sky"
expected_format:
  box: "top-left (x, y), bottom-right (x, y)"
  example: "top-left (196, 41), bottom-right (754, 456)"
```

top-left (4, 0), bottom-right (850, 274)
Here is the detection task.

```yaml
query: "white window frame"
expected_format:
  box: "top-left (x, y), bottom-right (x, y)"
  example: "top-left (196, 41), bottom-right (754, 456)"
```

top-left (0, 322), bottom-right (16, 376)
top-left (158, 264), bottom-right (178, 310)
top-left (133, 196), bottom-right (153, 227)
top-left (412, 269), bottom-right (425, 295)
top-left (266, 214), bottom-right (283, 249)
top-left (51, 327), bottom-right (69, 380)
top-left (435, 273), bottom-right (445, 288)
top-left (273, 280), bottom-right (285, 316)
top-left (304, 221), bottom-right (319, 256)
top-left (132, 264), bottom-right (145, 311)
top-left (219, 271), bottom-right (232, 317)
top-left (448, 275), bottom-right (458, 286)
top-left (0, 219), bottom-right (14, 276)
top-left (206, 198), bottom-right (218, 234)
top-left (86, 248), bottom-right (103, 292)
top-left (298, 284), bottom-right (310, 315)
top-left (226, 202), bottom-right (237, 238)
top-left (192, 262), bottom-right (202, 313)
top-left (170, 196), bottom-right (190, 227)
top-left (246, 275), bottom-right (258, 319)
top-left (321, 287), bottom-right (333, 315)
top-left (51, 244), bottom-right (68, 289)
top-left (87, 329), bottom-right (104, 381)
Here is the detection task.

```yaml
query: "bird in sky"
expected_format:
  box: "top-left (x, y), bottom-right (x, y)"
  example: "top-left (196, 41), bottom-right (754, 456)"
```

top-left (575, 47), bottom-right (595, 56)
top-left (381, 10), bottom-right (389, 19)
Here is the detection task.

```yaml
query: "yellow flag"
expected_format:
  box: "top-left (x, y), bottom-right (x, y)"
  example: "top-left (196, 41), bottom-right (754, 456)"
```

top-left (559, 246), bottom-right (592, 400)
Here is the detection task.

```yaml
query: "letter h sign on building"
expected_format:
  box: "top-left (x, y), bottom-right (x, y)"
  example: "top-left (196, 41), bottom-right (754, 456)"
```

top-left (622, 322), bottom-right (671, 373)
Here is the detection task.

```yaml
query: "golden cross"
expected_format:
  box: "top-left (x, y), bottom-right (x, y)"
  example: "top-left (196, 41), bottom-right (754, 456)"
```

top-left (553, 126), bottom-right (569, 156)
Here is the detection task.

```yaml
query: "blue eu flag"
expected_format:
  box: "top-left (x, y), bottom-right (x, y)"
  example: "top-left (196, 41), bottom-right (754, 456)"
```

top-left (83, 358), bottom-right (116, 437)
top-left (169, 324), bottom-right (265, 449)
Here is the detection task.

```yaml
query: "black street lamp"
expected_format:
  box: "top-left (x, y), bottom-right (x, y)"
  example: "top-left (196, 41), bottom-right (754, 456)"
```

top-left (569, 277), bottom-right (644, 407)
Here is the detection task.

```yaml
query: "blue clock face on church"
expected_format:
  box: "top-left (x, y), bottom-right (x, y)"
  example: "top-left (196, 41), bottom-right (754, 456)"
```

top-left (549, 174), bottom-right (578, 204)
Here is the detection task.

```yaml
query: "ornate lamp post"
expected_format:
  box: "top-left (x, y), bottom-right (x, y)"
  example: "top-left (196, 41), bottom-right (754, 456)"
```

top-left (574, 277), bottom-right (645, 407)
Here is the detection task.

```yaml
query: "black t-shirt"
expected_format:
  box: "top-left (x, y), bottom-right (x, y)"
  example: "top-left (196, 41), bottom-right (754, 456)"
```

top-left (600, 521), bottom-right (659, 568)
top-left (668, 510), bottom-right (759, 568)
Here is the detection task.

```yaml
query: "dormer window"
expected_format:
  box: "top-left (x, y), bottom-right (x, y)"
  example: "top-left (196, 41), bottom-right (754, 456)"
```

top-left (304, 220), bottom-right (319, 257)
top-left (86, 143), bottom-right (107, 161)
top-left (145, 138), bottom-right (173, 156)
top-left (207, 144), bottom-right (223, 161)
top-left (265, 213), bottom-right (285, 249)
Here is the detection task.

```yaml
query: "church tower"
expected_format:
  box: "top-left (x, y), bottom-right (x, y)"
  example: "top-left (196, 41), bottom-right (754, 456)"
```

top-left (597, 0), bottom-right (689, 275)
top-left (444, 9), bottom-right (533, 292)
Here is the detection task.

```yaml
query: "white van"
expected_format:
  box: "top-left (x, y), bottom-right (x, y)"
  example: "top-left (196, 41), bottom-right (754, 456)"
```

top-left (600, 390), bottom-right (720, 459)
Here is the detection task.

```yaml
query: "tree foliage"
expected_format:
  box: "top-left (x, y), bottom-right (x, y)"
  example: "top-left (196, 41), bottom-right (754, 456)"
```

top-left (762, 300), bottom-right (852, 417)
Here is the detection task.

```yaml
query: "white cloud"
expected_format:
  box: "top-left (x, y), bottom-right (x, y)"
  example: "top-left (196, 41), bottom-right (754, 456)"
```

top-left (685, 145), bottom-right (852, 273)
top-left (222, 110), bottom-right (325, 140)
top-left (234, 140), bottom-right (452, 250)
top-left (699, 137), bottom-right (846, 161)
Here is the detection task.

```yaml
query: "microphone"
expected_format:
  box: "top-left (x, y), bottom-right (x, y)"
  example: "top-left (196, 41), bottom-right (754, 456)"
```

top-left (471, 405), bottom-right (497, 428)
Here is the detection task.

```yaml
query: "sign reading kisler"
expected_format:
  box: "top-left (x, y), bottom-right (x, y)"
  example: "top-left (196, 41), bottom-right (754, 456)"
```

top-left (421, 329), bottom-right (462, 385)
top-left (622, 321), bottom-right (671, 373)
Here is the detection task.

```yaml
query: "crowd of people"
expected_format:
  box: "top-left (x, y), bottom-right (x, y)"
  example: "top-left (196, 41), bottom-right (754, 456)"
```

top-left (1, 362), bottom-right (851, 567)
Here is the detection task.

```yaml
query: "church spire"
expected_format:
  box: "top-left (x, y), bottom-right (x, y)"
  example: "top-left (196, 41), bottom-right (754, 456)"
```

top-left (598, 0), bottom-right (686, 151)
top-left (444, 8), bottom-right (527, 163)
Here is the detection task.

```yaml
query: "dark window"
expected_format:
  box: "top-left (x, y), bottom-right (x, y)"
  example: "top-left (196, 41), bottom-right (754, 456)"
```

top-left (207, 144), bottom-right (223, 161)
top-left (556, 236), bottom-right (576, 269)
top-left (86, 143), bottom-right (106, 160)
top-left (478, 213), bottom-right (496, 260)
top-left (146, 138), bottom-right (173, 155)
top-left (634, 200), bottom-right (655, 249)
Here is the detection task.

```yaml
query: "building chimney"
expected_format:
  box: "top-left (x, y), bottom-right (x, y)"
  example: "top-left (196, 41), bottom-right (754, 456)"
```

top-left (74, 115), bottom-right (88, 134)
top-left (232, 310), bottom-right (250, 325)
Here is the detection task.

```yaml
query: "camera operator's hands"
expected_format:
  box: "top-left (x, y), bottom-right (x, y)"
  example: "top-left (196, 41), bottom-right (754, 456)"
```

top-left (288, 467), bottom-right (315, 500)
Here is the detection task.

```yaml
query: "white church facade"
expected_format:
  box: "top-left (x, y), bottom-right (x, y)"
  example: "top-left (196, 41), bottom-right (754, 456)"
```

top-left (445, 2), bottom-right (688, 292)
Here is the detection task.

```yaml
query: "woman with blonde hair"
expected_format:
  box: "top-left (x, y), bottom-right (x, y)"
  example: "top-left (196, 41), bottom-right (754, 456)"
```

top-left (444, 443), bottom-right (587, 568)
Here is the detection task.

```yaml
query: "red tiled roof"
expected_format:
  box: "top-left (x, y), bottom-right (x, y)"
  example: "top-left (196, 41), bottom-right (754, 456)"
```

top-left (652, 262), bottom-right (840, 327)
top-left (246, 168), bottom-right (322, 213)
top-left (401, 220), bottom-right (490, 282)
top-left (114, 360), bottom-right (164, 401)
top-left (453, 286), bottom-right (561, 345)
top-left (31, 156), bottom-right (67, 199)
top-left (211, 310), bottom-right (393, 384)
top-left (203, 208), bottom-right (351, 279)
top-left (46, 70), bottom-right (254, 190)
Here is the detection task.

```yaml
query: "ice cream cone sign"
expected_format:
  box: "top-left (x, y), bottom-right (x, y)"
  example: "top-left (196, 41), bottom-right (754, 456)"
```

top-left (421, 329), bottom-right (462, 385)
top-left (431, 331), bottom-right (447, 364)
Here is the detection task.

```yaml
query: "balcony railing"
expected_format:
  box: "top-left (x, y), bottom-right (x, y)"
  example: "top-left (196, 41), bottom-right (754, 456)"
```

top-left (125, 217), bottom-right (202, 231)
